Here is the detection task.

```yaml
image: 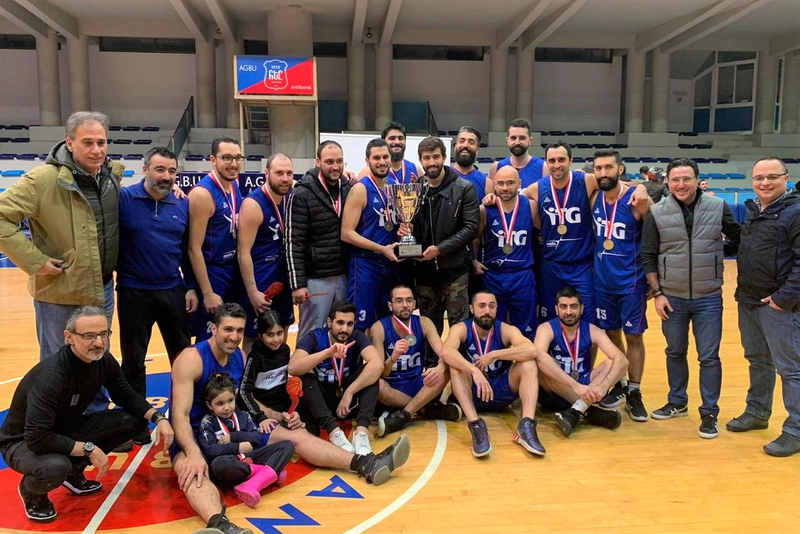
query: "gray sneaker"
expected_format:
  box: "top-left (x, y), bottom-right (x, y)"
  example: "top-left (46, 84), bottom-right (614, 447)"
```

top-left (726, 412), bottom-right (769, 432)
top-left (651, 402), bottom-right (688, 420)
top-left (763, 432), bottom-right (800, 457)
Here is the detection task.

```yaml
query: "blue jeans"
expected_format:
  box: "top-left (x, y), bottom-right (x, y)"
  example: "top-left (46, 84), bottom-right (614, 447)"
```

top-left (660, 294), bottom-right (723, 416)
top-left (33, 279), bottom-right (115, 361)
top-left (739, 302), bottom-right (800, 438)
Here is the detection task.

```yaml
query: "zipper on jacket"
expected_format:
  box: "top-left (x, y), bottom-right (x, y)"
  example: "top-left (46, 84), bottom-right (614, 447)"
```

top-left (688, 218), bottom-right (693, 300)
top-left (428, 199), bottom-right (438, 270)
top-left (154, 199), bottom-right (160, 218)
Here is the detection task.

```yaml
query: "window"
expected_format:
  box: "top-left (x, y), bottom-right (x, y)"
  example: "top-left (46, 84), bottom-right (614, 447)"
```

top-left (718, 51), bottom-right (757, 63)
top-left (313, 42), bottom-right (347, 58)
top-left (735, 63), bottom-right (754, 103)
top-left (0, 34), bottom-right (36, 50)
top-left (393, 45), bottom-right (484, 61)
top-left (695, 72), bottom-right (712, 107)
top-left (535, 48), bottom-right (612, 63)
top-left (99, 37), bottom-right (195, 54)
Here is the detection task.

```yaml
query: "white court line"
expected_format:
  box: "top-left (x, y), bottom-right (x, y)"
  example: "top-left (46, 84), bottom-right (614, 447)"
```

top-left (343, 420), bottom-right (448, 534)
top-left (0, 376), bottom-right (22, 386)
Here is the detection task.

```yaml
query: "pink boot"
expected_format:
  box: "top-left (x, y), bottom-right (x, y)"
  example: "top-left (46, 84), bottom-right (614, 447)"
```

top-left (277, 469), bottom-right (288, 485)
top-left (234, 466), bottom-right (279, 508)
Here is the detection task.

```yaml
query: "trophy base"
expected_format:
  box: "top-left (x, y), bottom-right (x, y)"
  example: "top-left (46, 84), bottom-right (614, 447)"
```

top-left (397, 244), bottom-right (423, 258)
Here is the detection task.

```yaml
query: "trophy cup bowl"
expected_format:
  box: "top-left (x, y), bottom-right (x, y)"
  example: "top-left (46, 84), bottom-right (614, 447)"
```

top-left (386, 182), bottom-right (424, 258)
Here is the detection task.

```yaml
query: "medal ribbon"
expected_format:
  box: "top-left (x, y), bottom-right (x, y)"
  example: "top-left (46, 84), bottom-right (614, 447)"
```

top-left (328, 332), bottom-right (346, 386)
top-left (262, 184), bottom-right (284, 235)
top-left (210, 170), bottom-right (238, 236)
top-left (369, 175), bottom-right (392, 227)
top-left (471, 321), bottom-right (495, 360)
top-left (216, 413), bottom-right (245, 460)
top-left (392, 315), bottom-right (414, 338)
top-left (549, 173), bottom-right (573, 228)
top-left (318, 172), bottom-right (341, 217)
top-left (390, 161), bottom-right (406, 184)
top-left (560, 324), bottom-right (580, 376)
top-left (496, 195), bottom-right (520, 247)
top-left (601, 185), bottom-right (626, 242)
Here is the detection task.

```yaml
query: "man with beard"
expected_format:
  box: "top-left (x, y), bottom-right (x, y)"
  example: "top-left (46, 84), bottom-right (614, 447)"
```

top-left (371, 285), bottom-right (462, 437)
top-left (117, 147), bottom-right (196, 443)
top-left (0, 306), bottom-right (174, 524)
top-left (441, 291), bottom-right (545, 457)
top-left (187, 137), bottom-right (245, 341)
top-left (341, 139), bottom-right (400, 332)
top-left (289, 301), bottom-right (383, 455)
top-left (452, 126), bottom-right (493, 199)
top-left (589, 150), bottom-right (652, 421)
top-left (488, 118), bottom-right (546, 189)
top-left (408, 137), bottom-right (480, 346)
top-left (359, 122), bottom-right (422, 183)
top-left (286, 141), bottom-right (351, 339)
top-left (534, 287), bottom-right (629, 438)
top-left (238, 153), bottom-right (295, 352)
top-left (473, 166), bottom-right (538, 338)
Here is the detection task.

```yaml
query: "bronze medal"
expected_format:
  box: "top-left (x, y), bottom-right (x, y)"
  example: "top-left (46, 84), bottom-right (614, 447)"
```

top-left (405, 334), bottom-right (417, 346)
top-left (603, 239), bottom-right (614, 251)
top-left (503, 243), bottom-right (513, 255)
top-left (231, 228), bottom-right (237, 240)
top-left (570, 371), bottom-right (580, 381)
top-left (385, 220), bottom-right (393, 231)
top-left (336, 385), bottom-right (344, 398)
top-left (557, 224), bottom-right (567, 235)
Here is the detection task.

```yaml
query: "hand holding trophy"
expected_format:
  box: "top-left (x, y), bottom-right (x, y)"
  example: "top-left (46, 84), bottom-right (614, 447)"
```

top-left (386, 183), bottom-right (424, 258)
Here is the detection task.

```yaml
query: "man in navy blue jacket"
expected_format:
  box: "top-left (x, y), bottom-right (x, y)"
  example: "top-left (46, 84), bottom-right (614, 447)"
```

top-left (117, 146), bottom-right (197, 444)
top-left (728, 157), bottom-right (800, 457)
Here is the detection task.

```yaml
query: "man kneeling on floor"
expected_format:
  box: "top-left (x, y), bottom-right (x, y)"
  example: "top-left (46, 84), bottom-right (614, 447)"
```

top-left (0, 306), bottom-right (174, 523)
top-left (533, 287), bottom-right (629, 437)
top-left (441, 290), bottom-right (546, 457)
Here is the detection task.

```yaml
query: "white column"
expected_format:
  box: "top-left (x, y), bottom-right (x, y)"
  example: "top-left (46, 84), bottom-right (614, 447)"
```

top-left (374, 45), bottom-right (393, 130)
top-left (489, 46), bottom-right (508, 131)
top-left (624, 49), bottom-right (646, 133)
top-left (651, 49), bottom-right (671, 133)
top-left (348, 42), bottom-right (366, 131)
top-left (67, 35), bottom-right (91, 113)
top-left (515, 47), bottom-right (534, 122)
top-left (195, 38), bottom-right (217, 128)
top-left (225, 41), bottom-right (244, 129)
top-left (780, 51), bottom-right (800, 134)
top-left (268, 6), bottom-right (315, 157)
top-left (754, 50), bottom-right (778, 134)
top-left (36, 30), bottom-right (61, 126)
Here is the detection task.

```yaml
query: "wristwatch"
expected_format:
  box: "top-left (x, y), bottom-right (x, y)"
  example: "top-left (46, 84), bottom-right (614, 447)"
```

top-left (83, 441), bottom-right (95, 456)
top-left (151, 412), bottom-right (167, 425)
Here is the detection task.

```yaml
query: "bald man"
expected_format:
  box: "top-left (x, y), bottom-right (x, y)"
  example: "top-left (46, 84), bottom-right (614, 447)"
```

top-left (473, 166), bottom-right (539, 338)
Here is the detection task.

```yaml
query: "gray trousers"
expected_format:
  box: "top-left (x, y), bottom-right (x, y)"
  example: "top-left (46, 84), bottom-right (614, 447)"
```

top-left (297, 275), bottom-right (347, 339)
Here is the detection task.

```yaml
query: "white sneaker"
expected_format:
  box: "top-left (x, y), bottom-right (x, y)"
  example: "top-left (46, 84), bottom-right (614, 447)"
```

top-left (351, 430), bottom-right (372, 456)
top-left (329, 428), bottom-right (355, 453)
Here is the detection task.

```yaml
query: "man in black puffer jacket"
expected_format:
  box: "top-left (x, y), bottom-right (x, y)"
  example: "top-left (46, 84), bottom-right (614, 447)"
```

top-left (410, 137), bottom-right (480, 346)
top-left (286, 140), bottom-right (352, 338)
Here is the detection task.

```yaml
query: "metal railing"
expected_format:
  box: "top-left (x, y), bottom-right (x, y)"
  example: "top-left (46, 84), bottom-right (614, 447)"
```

top-left (168, 96), bottom-right (194, 156)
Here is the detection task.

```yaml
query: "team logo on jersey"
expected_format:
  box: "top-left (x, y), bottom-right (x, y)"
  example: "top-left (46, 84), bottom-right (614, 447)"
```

top-left (594, 217), bottom-right (627, 239)
top-left (543, 206), bottom-right (581, 226)
top-left (263, 59), bottom-right (289, 91)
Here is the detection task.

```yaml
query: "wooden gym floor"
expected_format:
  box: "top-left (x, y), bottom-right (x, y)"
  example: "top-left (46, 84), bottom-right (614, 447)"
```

top-left (0, 261), bottom-right (798, 533)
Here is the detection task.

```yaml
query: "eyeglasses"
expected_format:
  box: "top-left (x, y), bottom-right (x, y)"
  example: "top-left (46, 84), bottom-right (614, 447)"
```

top-left (217, 155), bottom-right (244, 164)
top-left (72, 330), bottom-right (112, 341)
top-left (752, 173), bottom-right (787, 183)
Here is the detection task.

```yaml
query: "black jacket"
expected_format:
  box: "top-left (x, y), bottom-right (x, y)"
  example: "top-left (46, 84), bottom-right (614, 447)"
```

top-left (411, 167), bottom-right (480, 278)
top-left (736, 190), bottom-right (800, 310)
top-left (285, 168), bottom-right (351, 289)
top-left (238, 341), bottom-right (292, 422)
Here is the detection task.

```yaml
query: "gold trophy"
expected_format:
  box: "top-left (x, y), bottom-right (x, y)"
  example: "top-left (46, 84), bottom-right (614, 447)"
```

top-left (386, 183), bottom-right (424, 258)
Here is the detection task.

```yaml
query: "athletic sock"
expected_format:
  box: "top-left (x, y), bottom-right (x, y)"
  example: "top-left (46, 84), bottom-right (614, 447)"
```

top-left (572, 399), bottom-right (589, 413)
top-left (628, 381), bottom-right (640, 392)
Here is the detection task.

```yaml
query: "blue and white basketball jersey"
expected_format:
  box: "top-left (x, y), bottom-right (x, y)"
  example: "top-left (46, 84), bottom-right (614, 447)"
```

top-left (379, 315), bottom-right (424, 383)
top-left (248, 186), bottom-right (285, 284)
top-left (546, 318), bottom-right (593, 378)
top-left (537, 171), bottom-right (593, 263)
top-left (388, 159), bottom-right (419, 184)
top-left (498, 156), bottom-right (545, 189)
top-left (482, 195), bottom-right (535, 272)
top-left (311, 328), bottom-right (359, 383)
top-left (460, 319), bottom-right (510, 380)
top-left (453, 166), bottom-right (487, 199)
top-left (354, 176), bottom-right (397, 255)
top-left (196, 174), bottom-right (243, 266)
top-left (592, 187), bottom-right (647, 295)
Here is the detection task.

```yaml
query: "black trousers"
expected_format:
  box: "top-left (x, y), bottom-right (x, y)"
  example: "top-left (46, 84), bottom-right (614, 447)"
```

top-left (209, 440), bottom-right (295, 487)
top-left (118, 285), bottom-right (192, 397)
top-left (299, 365), bottom-right (379, 436)
top-left (2, 410), bottom-right (141, 496)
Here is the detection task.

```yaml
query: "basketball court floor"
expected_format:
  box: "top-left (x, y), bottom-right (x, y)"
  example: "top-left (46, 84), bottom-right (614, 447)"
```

top-left (0, 262), bottom-right (798, 533)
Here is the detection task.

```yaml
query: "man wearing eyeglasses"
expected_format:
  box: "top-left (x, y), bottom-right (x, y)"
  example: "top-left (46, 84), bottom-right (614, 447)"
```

top-left (727, 158), bottom-right (800, 457)
top-left (187, 137), bottom-right (245, 341)
top-left (641, 158), bottom-right (740, 440)
top-left (0, 306), bottom-right (174, 524)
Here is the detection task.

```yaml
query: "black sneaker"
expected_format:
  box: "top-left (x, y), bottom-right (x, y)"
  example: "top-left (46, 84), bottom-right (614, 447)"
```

top-left (651, 402), bottom-right (689, 420)
top-left (763, 432), bottom-right (800, 457)
top-left (133, 428), bottom-right (152, 445)
top-left (726, 412), bottom-right (769, 432)
top-left (192, 504), bottom-right (254, 534)
top-left (354, 434), bottom-right (411, 486)
top-left (468, 418), bottom-right (492, 457)
top-left (377, 410), bottom-right (410, 437)
top-left (513, 417), bottom-right (546, 456)
top-left (698, 414), bottom-right (718, 439)
top-left (17, 483), bottom-right (57, 523)
top-left (424, 402), bottom-right (463, 422)
top-left (585, 406), bottom-right (622, 430)
top-left (113, 440), bottom-right (133, 453)
top-left (62, 471), bottom-right (103, 495)
top-left (625, 388), bottom-right (649, 422)
top-left (555, 408), bottom-right (582, 437)
top-left (599, 381), bottom-right (627, 409)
